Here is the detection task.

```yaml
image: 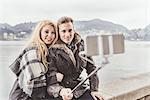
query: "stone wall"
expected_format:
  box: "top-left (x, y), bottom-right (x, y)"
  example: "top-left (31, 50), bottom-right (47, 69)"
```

top-left (100, 73), bottom-right (150, 100)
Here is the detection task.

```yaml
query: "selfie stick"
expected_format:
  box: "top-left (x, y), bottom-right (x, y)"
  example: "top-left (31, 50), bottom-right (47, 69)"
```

top-left (71, 61), bottom-right (108, 93)
top-left (71, 34), bottom-right (124, 93)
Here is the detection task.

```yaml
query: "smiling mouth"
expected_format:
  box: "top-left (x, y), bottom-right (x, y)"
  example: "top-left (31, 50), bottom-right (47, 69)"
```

top-left (65, 38), bottom-right (71, 40)
top-left (46, 38), bottom-right (53, 42)
top-left (47, 39), bottom-right (52, 42)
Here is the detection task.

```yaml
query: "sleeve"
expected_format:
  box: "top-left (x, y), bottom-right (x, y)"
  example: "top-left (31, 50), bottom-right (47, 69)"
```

top-left (79, 40), bottom-right (99, 91)
top-left (46, 49), bottom-right (64, 97)
top-left (20, 48), bottom-right (46, 79)
top-left (86, 58), bottom-right (99, 91)
top-left (18, 48), bottom-right (47, 96)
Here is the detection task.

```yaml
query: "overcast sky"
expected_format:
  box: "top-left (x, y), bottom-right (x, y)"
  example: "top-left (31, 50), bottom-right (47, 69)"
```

top-left (0, 0), bottom-right (149, 29)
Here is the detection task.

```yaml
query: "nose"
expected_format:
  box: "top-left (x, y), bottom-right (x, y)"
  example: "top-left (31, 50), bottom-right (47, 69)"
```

top-left (66, 32), bottom-right (71, 37)
top-left (47, 33), bottom-right (52, 37)
top-left (46, 33), bottom-right (54, 40)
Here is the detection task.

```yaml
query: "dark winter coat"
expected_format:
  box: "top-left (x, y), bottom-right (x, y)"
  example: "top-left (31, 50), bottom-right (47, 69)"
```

top-left (47, 33), bottom-right (99, 99)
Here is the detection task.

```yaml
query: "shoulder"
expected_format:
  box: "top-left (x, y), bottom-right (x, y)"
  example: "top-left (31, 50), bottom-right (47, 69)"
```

top-left (24, 46), bottom-right (38, 52)
top-left (22, 46), bottom-right (40, 60)
top-left (48, 44), bottom-right (62, 57)
top-left (78, 39), bottom-right (84, 46)
top-left (49, 44), bottom-right (66, 53)
top-left (77, 39), bottom-right (84, 52)
top-left (9, 46), bottom-right (39, 76)
top-left (73, 33), bottom-right (84, 46)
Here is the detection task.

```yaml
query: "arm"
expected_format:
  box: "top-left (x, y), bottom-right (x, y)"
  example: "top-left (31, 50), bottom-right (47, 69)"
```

top-left (78, 40), bottom-right (103, 99)
top-left (86, 57), bottom-right (99, 92)
top-left (47, 49), bottom-right (73, 99)
top-left (84, 57), bottom-right (105, 100)
top-left (46, 54), bottom-right (63, 97)
top-left (79, 40), bottom-right (99, 91)
top-left (18, 48), bottom-right (47, 96)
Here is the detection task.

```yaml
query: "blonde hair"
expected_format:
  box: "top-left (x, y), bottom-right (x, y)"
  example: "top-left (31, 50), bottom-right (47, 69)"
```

top-left (28, 20), bottom-right (58, 71)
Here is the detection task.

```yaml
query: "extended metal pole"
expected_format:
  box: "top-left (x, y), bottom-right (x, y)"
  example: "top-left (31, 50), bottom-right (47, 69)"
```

top-left (71, 62), bottom-right (107, 93)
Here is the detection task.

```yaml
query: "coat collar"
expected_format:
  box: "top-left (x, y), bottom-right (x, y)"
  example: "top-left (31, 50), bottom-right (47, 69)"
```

top-left (52, 44), bottom-right (76, 67)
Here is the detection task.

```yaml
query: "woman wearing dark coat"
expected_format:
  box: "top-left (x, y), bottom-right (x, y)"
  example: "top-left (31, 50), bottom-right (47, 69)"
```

top-left (47, 16), bottom-right (103, 100)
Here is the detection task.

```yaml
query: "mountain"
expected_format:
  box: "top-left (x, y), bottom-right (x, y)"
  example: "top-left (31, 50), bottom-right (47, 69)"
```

top-left (0, 19), bottom-right (130, 36)
top-left (0, 22), bottom-right (36, 35)
top-left (0, 23), bottom-right (14, 34)
top-left (143, 24), bottom-right (150, 40)
top-left (13, 22), bottom-right (36, 34)
top-left (0, 19), bottom-right (150, 40)
top-left (74, 19), bottom-right (129, 34)
top-left (128, 24), bottom-right (150, 41)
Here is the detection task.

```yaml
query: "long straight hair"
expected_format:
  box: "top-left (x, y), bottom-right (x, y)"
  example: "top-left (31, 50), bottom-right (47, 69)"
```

top-left (28, 20), bottom-right (58, 71)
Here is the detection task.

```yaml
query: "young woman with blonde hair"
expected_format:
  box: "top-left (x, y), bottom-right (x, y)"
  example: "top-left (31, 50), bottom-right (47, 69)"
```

top-left (9, 20), bottom-right (58, 100)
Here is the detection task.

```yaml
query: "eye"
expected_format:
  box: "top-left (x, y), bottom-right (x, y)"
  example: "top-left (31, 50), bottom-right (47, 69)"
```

top-left (62, 30), bottom-right (66, 33)
top-left (51, 31), bottom-right (55, 34)
top-left (68, 29), bottom-right (72, 32)
top-left (45, 30), bottom-right (49, 34)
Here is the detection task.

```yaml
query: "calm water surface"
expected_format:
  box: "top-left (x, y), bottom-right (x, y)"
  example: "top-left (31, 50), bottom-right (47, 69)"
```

top-left (0, 40), bottom-right (150, 99)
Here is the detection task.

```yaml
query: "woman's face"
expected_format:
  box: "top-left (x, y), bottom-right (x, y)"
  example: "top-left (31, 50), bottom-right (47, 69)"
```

top-left (40, 25), bottom-right (56, 45)
top-left (58, 22), bottom-right (75, 44)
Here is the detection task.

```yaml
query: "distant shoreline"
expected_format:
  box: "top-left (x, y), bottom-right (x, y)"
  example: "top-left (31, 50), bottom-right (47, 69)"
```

top-left (1, 40), bottom-right (150, 42)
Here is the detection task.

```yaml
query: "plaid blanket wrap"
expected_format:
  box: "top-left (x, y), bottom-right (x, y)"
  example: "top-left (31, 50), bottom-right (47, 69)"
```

top-left (9, 47), bottom-right (47, 96)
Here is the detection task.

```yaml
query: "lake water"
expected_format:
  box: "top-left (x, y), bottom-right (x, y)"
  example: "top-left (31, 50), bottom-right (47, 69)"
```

top-left (0, 40), bottom-right (150, 99)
